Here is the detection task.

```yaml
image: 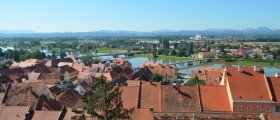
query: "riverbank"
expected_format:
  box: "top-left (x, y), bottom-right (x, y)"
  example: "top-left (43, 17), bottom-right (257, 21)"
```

top-left (134, 54), bottom-right (195, 61)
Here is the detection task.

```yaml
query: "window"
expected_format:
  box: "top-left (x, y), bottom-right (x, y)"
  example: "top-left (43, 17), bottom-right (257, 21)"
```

top-left (247, 105), bottom-right (252, 111)
top-left (238, 105), bottom-right (243, 111)
top-left (266, 106), bottom-right (271, 112)
top-left (275, 106), bottom-right (280, 112)
top-left (256, 106), bottom-right (262, 112)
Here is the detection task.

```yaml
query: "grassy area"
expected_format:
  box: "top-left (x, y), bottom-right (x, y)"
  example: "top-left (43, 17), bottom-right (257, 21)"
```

top-left (241, 42), bottom-right (280, 45)
top-left (135, 53), bottom-right (196, 61)
top-left (184, 79), bottom-right (206, 86)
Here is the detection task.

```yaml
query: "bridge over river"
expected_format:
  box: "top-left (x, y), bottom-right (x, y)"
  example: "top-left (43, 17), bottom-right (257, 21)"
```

top-left (76, 51), bottom-right (141, 59)
top-left (164, 59), bottom-right (210, 69)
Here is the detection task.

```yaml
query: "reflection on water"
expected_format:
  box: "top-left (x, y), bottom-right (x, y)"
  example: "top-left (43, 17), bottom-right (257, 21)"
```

top-left (126, 57), bottom-right (183, 68)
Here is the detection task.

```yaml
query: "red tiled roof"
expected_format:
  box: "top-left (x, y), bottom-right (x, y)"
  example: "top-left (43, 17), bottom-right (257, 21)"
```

top-left (161, 85), bottom-right (201, 112)
top-left (142, 62), bottom-right (176, 76)
top-left (120, 86), bottom-right (139, 109)
top-left (131, 109), bottom-right (154, 120)
top-left (140, 81), bottom-right (161, 112)
top-left (267, 77), bottom-right (280, 103)
top-left (4, 82), bottom-right (45, 107)
top-left (126, 80), bottom-right (140, 86)
top-left (206, 71), bottom-right (222, 85)
top-left (57, 90), bottom-right (85, 108)
top-left (199, 85), bottom-right (231, 112)
top-left (27, 71), bottom-right (41, 82)
top-left (225, 66), bottom-right (272, 101)
top-left (0, 106), bottom-right (31, 120)
top-left (80, 81), bottom-right (91, 91)
top-left (35, 95), bottom-right (62, 111)
top-left (32, 111), bottom-right (62, 120)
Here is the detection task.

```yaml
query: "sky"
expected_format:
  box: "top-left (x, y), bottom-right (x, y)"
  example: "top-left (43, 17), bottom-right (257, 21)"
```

top-left (0, 0), bottom-right (280, 32)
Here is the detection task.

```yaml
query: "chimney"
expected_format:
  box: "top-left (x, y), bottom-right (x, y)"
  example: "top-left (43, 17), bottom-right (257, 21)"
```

top-left (238, 65), bottom-right (243, 72)
top-left (254, 66), bottom-right (260, 72)
top-left (275, 72), bottom-right (280, 77)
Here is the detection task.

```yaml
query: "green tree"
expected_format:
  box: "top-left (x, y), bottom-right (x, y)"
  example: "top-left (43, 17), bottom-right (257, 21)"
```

top-left (149, 74), bottom-right (163, 82)
top-left (83, 75), bottom-right (133, 120)
top-left (59, 50), bottom-right (67, 59)
top-left (83, 53), bottom-right (94, 66)
top-left (184, 77), bottom-right (206, 86)
top-left (177, 49), bottom-right (186, 57)
top-left (51, 50), bottom-right (57, 59)
top-left (170, 49), bottom-right (177, 56)
top-left (0, 48), bottom-right (3, 57)
top-left (0, 64), bottom-right (9, 71)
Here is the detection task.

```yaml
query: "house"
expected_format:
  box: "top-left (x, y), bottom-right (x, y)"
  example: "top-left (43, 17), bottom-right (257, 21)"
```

top-left (17, 59), bottom-right (38, 68)
top-left (0, 106), bottom-right (32, 120)
top-left (59, 65), bottom-right (79, 84)
top-left (131, 66), bottom-right (153, 80)
top-left (142, 62), bottom-right (177, 83)
top-left (72, 62), bottom-right (85, 72)
top-left (191, 67), bottom-right (224, 85)
top-left (39, 72), bottom-right (63, 87)
top-left (90, 64), bottom-right (106, 73)
top-left (267, 76), bottom-right (280, 115)
top-left (45, 58), bottom-right (74, 68)
top-left (56, 90), bottom-right (85, 109)
top-left (77, 71), bottom-right (92, 84)
top-left (196, 52), bottom-right (215, 59)
top-left (2, 82), bottom-right (57, 110)
top-left (220, 66), bottom-right (274, 115)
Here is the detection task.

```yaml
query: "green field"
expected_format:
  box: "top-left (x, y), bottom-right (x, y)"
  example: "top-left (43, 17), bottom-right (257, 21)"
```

top-left (97, 47), bottom-right (127, 54)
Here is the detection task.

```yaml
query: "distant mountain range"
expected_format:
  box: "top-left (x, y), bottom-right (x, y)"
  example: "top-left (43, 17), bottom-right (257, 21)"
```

top-left (0, 27), bottom-right (280, 37)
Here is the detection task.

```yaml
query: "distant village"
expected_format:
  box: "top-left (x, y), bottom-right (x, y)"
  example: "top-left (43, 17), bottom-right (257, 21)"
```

top-left (0, 50), bottom-right (280, 119)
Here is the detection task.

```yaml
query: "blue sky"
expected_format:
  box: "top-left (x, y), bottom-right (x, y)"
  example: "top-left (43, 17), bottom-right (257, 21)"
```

top-left (0, 0), bottom-right (279, 32)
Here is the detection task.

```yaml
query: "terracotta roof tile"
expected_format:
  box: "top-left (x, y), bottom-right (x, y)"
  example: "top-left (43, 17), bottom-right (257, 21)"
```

top-left (140, 81), bottom-right (161, 112)
top-left (57, 90), bottom-right (85, 108)
top-left (0, 106), bottom-right (31, 120)
top-left (199, 85), bottom-right (231, 112)
top-left (225, 66), bottom-right (272, 101)
top-left (161, 85), bottom-right (201, 112)
top-left (131, 109), bottom-right (154, 120)
top-left (32, 111), bottom-right (61, 120)
top-left (120, 86), bottom-right (139, 109)
top-left (267, 77), bottom-right (280, 103)
top-left (4, 82), bottom-right (45, 107)
top-left (142, 62), bottom-right (176, 76)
